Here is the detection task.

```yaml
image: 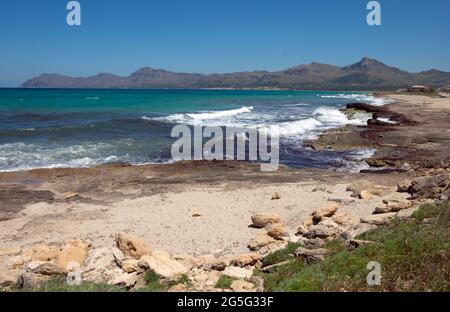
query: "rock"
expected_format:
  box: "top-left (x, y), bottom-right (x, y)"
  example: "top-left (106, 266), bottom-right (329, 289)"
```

top-left (82, 248), bottom-right (120, 284)
top-left (121, 259), bottom-right (141, 273)
top-left (374, 205), bottom-right (392, 214)
top-left (295, 224), bottom-right (309, 236)
top-left (346, 180), bottom-right (373, 197)
top-left (25, 261), bottom-right (65, 276)
top-left (331, 212), bottom-right (359, 227)
top-left (191, 209), bottom-right (202, 217)
top-left (139, 251), bottom-right (188, 278)
top-left (17, 273), bottom-right (50, 289)
top-left (230, 253), bottom-right (261, 267)
top-left (302, 215), bottom-right (314, 228)
top-left (247, 234), bottom-right (276, 251)
top-left (115, 232), bottom-right (152, 259)
top-left (251, 212), bottom-right (281, 228)
top-left (203, 257), bottom-right (229, 271)
top-left (295, 247), bottom-right (328, 263)
top-left (271, 192), bottom-right (281, 200)
top-left (312, 202), bottom-right (340, 222)
top-left (22, 245), bottom-right (60, 262)
top-left (408, 174), bottom-right (450, 199)
top-left (341, 223), bottom-right (378, 240)
top-left (0, 247), bottom-right (21, 257)
top-left (230, 280), bottom-right (255, 291)
top-left (222, 266), bottom-right (253, 279)
top-left (304, 237), bottom-right (325, 249)
top-left (267, 223), bottom-right (288, 240)
top-left (0, 269), bottom-right (22, 287)
top-left (65, 192), bottom-right (81, 201)
top-left (56, 240), bottom-right (89, 271)
top-left (261, 260), bottom-right (291, 272)
top-left (397, 206), bottom-right (419, 219)
top-left (305, 219), bottom-right (341, 239)
top-left (110, 271), bottom-right (138, 288)
top-left (397, 180), bottom-right (411, 192)
top-left (361, 212), bottom-right (397, 225)
top-left (359, 190), bottom-right (373, 200)
top-left (383, 198), bottom-right (412, 211)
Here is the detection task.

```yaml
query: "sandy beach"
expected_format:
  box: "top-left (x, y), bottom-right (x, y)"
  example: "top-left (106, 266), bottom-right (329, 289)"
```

top-left (0, 93), bottom-right (449, 290)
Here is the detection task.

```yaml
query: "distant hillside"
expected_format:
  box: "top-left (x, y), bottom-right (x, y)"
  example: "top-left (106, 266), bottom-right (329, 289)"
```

top-left (21, 58), bottom-right (450, 90)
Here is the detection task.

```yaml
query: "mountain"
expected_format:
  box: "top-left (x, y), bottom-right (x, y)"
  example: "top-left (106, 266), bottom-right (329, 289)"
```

top-left (21, 58), bottom-right (450, 90)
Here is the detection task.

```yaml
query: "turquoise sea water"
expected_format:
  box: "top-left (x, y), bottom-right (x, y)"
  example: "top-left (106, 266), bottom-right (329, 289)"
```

top-left (0, 89), bottom-right (388, 172)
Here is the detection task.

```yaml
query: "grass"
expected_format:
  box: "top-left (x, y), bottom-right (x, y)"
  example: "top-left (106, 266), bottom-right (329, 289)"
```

top-left (13, 277), bottom-right (125, 292)
top-left (258, 201), bottom-right (450, 292)
top-left (137, 270), bottom-right (192, 292)
top-left (214, 275), bottom-right (237, 289)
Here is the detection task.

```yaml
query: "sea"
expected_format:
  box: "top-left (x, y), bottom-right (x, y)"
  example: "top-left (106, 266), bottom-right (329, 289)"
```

top-left (0, 89), bottom-right (392, 172)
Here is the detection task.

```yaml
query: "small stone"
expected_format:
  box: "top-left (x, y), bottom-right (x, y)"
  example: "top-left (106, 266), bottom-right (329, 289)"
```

top-left (397, 180), bottom-right (411, 192)
top-left (271, 192), bottom-right (281, 200)
top-left (305, 219), bottom-right (341, 239)
top-left (251, 213), bottom-right (281, 228)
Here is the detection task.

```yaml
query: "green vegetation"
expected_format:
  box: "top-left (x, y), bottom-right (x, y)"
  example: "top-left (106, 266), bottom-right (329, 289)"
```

top-left (262, 242), bottom-right (302, 267)
top-left (138, 270), bottom-right (192, 292)
top-left (14, 277), bottom-right (124, 292)
top-left (259, 201), bottom-right (450, 292)
top-left (214, 275), bottom-right (237, 289)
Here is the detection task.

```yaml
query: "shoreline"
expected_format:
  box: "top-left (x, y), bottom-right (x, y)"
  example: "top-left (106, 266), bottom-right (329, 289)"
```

top-left (0, 93), bottom-right (449, 291)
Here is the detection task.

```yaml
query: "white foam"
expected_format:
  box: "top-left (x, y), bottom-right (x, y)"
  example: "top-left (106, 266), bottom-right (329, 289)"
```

top-left (319, 94), bottom-right (392, 106)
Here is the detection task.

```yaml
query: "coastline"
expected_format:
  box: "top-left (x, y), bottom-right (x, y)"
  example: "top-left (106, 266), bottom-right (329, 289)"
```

top-left (0, 93), bottom-right (449, 291)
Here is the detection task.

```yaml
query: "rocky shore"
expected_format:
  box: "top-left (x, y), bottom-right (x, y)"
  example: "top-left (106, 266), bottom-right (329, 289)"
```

top-left (0, 93), bottom-right (449, 292)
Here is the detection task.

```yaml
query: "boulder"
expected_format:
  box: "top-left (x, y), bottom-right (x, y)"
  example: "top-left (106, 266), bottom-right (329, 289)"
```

top-left (397, 180), bottom-right (411, 192)
top-left (346, 180), bottom-right (373, 197)
top-left (25, 261), bottom-right (65, 276)
top-left (115, 232), bottom-right (152, 259)
top-left (247, 234), bottom-right (276, 251)
top-left (139, 251), bottom-right (188, 278)
top-left (331, 212), bottom-right (359, 227)
top-left (267, 223), bottom-right (288, 240)
top-left (82, 248), bottom-right (122, 284)
top-left (295, 247), bottom-right (328, 263)
top-left (17, 273), bottom-right (50, 289)
top-left (22, 245), bottom-right (60, 262)
top-left (230, 280), bottom-right (255, 292)
top-left (303, 237), bottom-right (325, 249)
top-left (222, 266), bottom-right (253, 279)
top-left (361, 212), bottom-right (397, 225)
top-left (396, 206), bottom-right (419, 219)
top-left (341, 223), bottom-right (377, 240)
top-left (304, 219), bottom-right (341, 239)
top-left (56, 240), bottom-right (89, 271)
top-left (203, 257), bottom-right (230, 271)
top-left (295, 224), bottom-right (309, 236)
top-left (251, 213), bottom-right (281, 228)
top-left (109, 270), bottom-right (139, 288)
top-left (0, 269), bottom-right (22, 287)
top-left (408, 174), bottom-right (450, 199)
top-left (121, 259), bottom-right (141, 273)
top-left (312, 202), bottom-right (339, 222)
top-left (230, 253), bottom-right (261, 267)
top-left (359, 190), bottom-right (373, 200)
top-left (383, 198), bottom-right (412, 211)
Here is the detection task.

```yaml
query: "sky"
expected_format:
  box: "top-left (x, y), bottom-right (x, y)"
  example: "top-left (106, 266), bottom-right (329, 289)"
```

top-left (0, 0), bottom-right (449, 87)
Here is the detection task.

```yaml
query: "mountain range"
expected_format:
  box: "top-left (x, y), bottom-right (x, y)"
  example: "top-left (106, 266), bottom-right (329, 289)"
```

top-left (21, 58), bottom-right (450, 90)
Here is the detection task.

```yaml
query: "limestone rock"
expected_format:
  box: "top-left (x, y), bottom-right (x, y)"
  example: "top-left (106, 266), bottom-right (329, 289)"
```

top-left (121, 259), bottom-right (141, 273)
top-left (408, 174), bottom-right (450, 199)
top-left (312, 202), bottom-right (339, 222)
top-left (0, 269), bottom-right (22, 287)
top-left (383, 198), bottom-right (412, 211)
top-left (397, 180), bottom-right (411, 192)
top-left (346, 180), bottom-right (373, 197)
top-left (251, 213), bottom-right (281, 228)
top-left (230, 280), bottom-right (255, 292)
top-left (222, 266), bottom-right (253, 279)
top-left (168, 283), bottom-right (188, 292)
top-left (22, 245), bottom-right (60, 262)
top-left (359, 190), bottom-right (373, 200)
top-left (331, 212), bottom-right (359, 227)
top-left (26, 261), bottom-right (65, 276)
top-left (341, 223), bottom-right (378, 240)
top-left (397, 206), bottom-right (419, 219)
top-left (139, 251), bottom-right (188, 278)
top-left (305, 219), bottom-right (341, 239)
top-left (0, 247), bottom-right (21, 257)
top-left (109, 271), bottom-right (139, 288)
top-left (296, 224), bottom-right (309, 236)
top-left (115, 232), bottom-right (152, 259)
top-left (295, 247), bottom-right (328, 263)
top-left (361, 212), bottom-right (397, 225)
top-left (56, 240), bottom-right (89, 271)
top-left (267, 223), bottom-right (288, 240)
top-left (230, 253), bottom-right (261, 267)
top-left (247, 234), bottom-right (276, 251)
top-left (17, 273), bottom-right (50, 289)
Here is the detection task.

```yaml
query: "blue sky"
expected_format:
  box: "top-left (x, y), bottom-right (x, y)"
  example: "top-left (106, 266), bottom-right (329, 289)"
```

top-left (0, 0), bottom-right (449, 87)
